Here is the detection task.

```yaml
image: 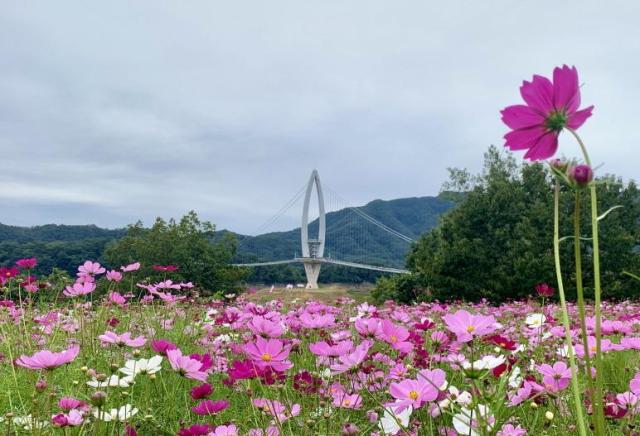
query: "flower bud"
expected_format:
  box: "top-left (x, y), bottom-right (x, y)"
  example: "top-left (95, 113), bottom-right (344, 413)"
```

top-left (550, 158), bottom-right (569, 172)
top-left (569, 164), bottom-right (593, 187)
top-left (367, 410), bottom-right (379, 423)
top-left (35, 379), bottom-right (48, 392)
top-left (90, 391), bottom-right (106, 406)
top-left (545, 410), bottom-right (554, 420)
top-left (342, 423), bottom-right (359, 435)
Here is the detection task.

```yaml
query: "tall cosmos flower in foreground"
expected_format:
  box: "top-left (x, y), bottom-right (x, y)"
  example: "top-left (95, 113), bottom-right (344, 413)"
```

top-left (501, 65), bottom-right (593, 160)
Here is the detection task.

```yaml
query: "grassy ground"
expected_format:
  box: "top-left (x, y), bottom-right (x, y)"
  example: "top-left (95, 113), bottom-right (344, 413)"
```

top-left (244, 283), bottom-right (374, 305)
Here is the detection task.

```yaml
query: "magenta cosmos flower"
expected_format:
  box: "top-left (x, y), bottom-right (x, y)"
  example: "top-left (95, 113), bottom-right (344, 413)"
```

top-left (442, 310), bottom-right (496, 343)
top-left (16, 257), bottom-right (37, 269)
top-left (191, 399), bottom-right (229, 416)
top-left (501, 65), bottom-right (593, 160)
top-left (16, 345), bottom-right (80, 370)
top-left (243, 336), bottom-right (292, 372)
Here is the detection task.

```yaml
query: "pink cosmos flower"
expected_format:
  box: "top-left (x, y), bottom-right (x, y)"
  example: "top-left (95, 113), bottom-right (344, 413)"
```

top-left (309, 340), bottom-right (353, 364)
top-left (389, 378), bottom-right (439, 411)
top-left (167, 348), bottom-right (209, 382)
top-left (121, 262), bottom-right (141, 272)
top-left (330, 340), bottom-right (372, 375)
top-left (77, 260), bottom-right (106, 277)
top-left (332, 392), bottom-right (363, 409)
top-left (59, 397), bottom-right (89, 412)
top-left (16, 257), bottom-right (37, 269)
top-left (442, 310), bottom-right (496, 342)
top-left (501, 65), bottom-right (593, 160)
top-left (52, 409), bottom-right (84, 427)
top-left (108, 292), bottom-right (127, 306)
top-left (244, 337), bottom-right (292, 372)
top-left (252, 398), bottom-right (301, 423)
top-left (574, 336), bottom-right (619, 358)
top-left (63, 281), bottom-right (96, 297)
top-left (417, 368), bottom-right (447, 391)
top-left (16, 345), bottom-right (80, 370)
top-left (379, 320), bottom-right (413, 353)
top-left (354, 318), bottom-right (383, 337)
top-left (496, 423), bottom-right (527, 436)
top-left (106, 270), bottom-right (123, 282)
top-left (98, 331), bottom-right (146, 348)
top-left (630, 372), bottom-right (640, 396)
top-left (208, 425), bottom-right (238, 436)
top-left (299, 312), bottom-right (335, 329)
top-left (247, 316), bottom-right (284, 338)
top-left (537, 361), bottom-right (572, 392)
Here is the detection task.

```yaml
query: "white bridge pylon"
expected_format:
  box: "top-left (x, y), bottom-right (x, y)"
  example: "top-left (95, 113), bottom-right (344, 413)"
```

top-left (300, 169), bottom-right (325, 288)
top-left (234, 170), bottom-right (410, 288)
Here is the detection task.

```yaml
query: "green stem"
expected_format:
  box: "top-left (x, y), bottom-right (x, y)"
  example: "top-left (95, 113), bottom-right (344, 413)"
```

top-left (553, 182), bottom-right (587, 436)
top-left (573, 193), bottom-right (595, 393)
top-left (568, 128), bottom-right (606, 434)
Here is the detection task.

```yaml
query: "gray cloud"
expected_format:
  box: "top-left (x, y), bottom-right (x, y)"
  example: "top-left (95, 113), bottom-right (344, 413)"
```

top-left (1, 1), bottom-right (638, 234)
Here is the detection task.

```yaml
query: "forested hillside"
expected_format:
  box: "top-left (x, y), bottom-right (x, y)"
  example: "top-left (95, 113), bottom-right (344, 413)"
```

top-left (0, 195), bottom-right (453, 283)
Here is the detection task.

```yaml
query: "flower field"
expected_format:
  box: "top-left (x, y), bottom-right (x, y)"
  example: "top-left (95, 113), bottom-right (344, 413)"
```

top-left (1, 260), bottom-right (640, 435)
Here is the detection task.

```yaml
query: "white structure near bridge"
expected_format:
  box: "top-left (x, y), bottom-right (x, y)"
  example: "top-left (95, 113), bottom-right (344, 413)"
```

top-left (235, 170), bottom-right (410, 289)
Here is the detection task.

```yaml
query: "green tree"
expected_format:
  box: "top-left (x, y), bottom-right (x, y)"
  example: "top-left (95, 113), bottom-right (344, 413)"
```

top-left (104, 211), bottom-right (247, 295)
top-left (374, 146), bottom-right (640, 303)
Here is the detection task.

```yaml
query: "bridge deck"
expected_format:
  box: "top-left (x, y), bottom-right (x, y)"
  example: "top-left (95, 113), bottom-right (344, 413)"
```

top-left (233, 257), bottom-right (409, 274)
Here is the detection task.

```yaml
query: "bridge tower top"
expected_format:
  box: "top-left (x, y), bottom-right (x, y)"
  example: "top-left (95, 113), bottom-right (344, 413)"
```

top-left (301, 170), bottom-right (326, 259)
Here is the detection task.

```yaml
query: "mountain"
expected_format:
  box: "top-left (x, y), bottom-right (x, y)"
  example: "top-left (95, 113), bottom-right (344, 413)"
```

top-left (0, 196), bottom-right (454, 281)
top-left (232, 195), bottom-right (454, 268)
top-left (0, 224), bottom-right (126, 275)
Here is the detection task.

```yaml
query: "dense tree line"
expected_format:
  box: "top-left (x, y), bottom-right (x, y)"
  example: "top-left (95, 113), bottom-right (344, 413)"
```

top-left (104, 211), bottom-right (247, 295)
top-left (373, 146), bottom-right (640, 303)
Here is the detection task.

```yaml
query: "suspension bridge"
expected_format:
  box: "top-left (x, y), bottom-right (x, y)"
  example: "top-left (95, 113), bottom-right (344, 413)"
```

top-left (233, 170), bottom-right (415, 288)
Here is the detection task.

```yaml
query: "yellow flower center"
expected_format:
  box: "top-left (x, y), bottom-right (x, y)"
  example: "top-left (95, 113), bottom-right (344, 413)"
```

top-left (466, 325), bottom-right (476, 333)
top-left (390, 335), bottom-right (398, 343)
top-left (589, 346), bottom-right (597, 353)
top-left (409, 390), bottom-right (419, 400)
top-left (344, 399), bottom-right (351, 406)
top-left (261, 353), bottom-right (272, 362)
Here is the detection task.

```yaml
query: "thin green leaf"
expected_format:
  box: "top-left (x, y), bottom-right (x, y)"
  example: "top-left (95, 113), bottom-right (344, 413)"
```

top-left (623, 271), bottom-right (640, 282)
top-left (597, 205), bottom-right (623, 222)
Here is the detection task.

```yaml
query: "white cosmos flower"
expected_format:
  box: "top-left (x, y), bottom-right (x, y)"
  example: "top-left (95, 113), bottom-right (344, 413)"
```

top-left (525, 313), bottom-right (546, 329)
top-left (87, 375), bottom-right (133, 388)
top-left (453, 405), bottom-right (494, 436)
top-left (93, 405), bottom-right (138, 422)
top-left (448, 386), bottom-right (473, 406)
top-left (462, 355), bottom-right (505, 371)
top-left (119, 355), bottom-right (163, 377)
top-left (11, 415), bottom-right (49, 431)
top-left (508, 366), bottom-right (522, 388)
top-left (379, 403), bottom-right (412, 435)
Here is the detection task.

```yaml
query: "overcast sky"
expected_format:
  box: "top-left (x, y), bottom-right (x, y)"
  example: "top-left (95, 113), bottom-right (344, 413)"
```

top-left (1, 1), bottom-right (638, 234)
